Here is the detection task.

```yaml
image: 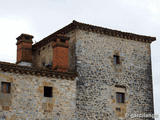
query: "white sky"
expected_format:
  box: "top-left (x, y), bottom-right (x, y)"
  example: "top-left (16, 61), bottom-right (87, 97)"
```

top-left (0, 0), bottom-right (160, 119)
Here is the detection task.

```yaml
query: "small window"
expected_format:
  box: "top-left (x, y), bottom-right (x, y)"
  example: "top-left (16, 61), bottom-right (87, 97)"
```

top-left (42, 47), bottom-right (45, 50)
top-left (42, 62), bottom-right (45, 66)
top-left (116, 107), bottom-right (121, 112)
top-left (1, 82), bottom-right (11, 94)
top-left (116, 92), bottom-right (125, 103)
top-left (44, 86), bottom-right (52, 97)
top-left (38, 50), bottom-right (40, 55)
top-left (113, 55), bottom-right (120, 64)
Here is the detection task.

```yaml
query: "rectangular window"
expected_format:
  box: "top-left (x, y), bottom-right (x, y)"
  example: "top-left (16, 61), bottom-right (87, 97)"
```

top-left (44, 86), bottom-right (52, 97)
top-left (116, 107), bottom-right (121, 112)
top-left (113, 55), bottom-right (120, 64)
top-left (116, 92), bottom-right (125, 103)
top-left (1, 82), bottom-right (11, 94)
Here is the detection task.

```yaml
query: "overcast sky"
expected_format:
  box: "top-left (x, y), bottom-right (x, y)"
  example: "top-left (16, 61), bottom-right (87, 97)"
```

top-left (0, 0), bottom-right (160, 119)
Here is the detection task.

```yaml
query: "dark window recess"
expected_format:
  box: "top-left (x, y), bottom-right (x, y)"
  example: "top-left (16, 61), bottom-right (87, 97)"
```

top-left (116, 92), bottom-right (125, 103)
top-left (44, 86), bottom-right (52, 97)
top-left (116, 107), bottom-right (121, 112)
top-left (46, 62), bottom-right (52, 69)
top-left (42, 62), bottom-right (45, 66)
top-left (38, 50), bottom-right (40, 55)
top-left (1, 82), bottom-right (11, 94)
top-left (113, 55), bottom-right (120, 64)
top-left (42, 47), bottom-right (45, 50)
top-left (60, 39), bottom-right (66, 43)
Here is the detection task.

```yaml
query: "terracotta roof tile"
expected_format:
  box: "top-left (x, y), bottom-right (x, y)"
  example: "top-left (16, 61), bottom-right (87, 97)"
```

top-left (0, 61), bottom-right (76, 80)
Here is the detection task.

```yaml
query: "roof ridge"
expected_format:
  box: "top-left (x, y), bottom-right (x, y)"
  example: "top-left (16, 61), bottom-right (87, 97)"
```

top-left (71, 20), bottom-right (156, 39)
top-left (33, 20), bottom-right (156, 49)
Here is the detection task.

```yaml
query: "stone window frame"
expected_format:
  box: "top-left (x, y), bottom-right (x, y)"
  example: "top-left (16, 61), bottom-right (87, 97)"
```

top-left (0, 77), bottom-right (12, 110)
top-left (1, 82), bottom-right (11, 94)
top-left (115, 85), bottom-right (126, 104)
top-left (114, 85), bottom-right (127, 118)
top-left (110, 51), bottom-right (125, 72)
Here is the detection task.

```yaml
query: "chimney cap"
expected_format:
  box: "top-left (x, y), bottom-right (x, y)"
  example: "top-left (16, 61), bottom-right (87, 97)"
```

top-left (16, 33), bottom-right (34, 45)
top-left (16, 33), bottom-right (34, 40)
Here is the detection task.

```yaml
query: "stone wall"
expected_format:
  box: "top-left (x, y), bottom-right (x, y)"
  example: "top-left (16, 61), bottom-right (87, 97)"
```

top-left (65, 30), bottom-right (77, 72)
top-left (75, 29), bottom-right (154, 120)
top-left (0, 71), bottom-right (76, 120)
top-left (33, 42), bottom-right (53, 68)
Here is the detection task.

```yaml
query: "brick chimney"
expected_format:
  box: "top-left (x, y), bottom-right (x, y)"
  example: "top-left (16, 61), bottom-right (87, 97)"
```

top-left (52, 35), bottom-right (69, 72)
top-left (16, 34), bottom-right (33, 66)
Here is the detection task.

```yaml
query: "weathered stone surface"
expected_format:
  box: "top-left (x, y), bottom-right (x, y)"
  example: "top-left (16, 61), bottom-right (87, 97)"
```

top-left (0, 22), bottom-right (155, 120)
top-left (33, 42), bottom-right (53, 68)
top-left (75, 29), bottom-right (154, 120)
top-left (0, 71), bottom-right (76, 120)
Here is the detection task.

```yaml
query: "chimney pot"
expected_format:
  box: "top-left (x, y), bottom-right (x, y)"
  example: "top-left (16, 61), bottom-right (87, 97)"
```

top-left (52, 35), bottom-right (69, 72)
top-left (16, 33), bottom-right (33, 66)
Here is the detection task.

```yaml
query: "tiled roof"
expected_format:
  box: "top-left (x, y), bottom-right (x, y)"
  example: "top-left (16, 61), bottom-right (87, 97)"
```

top-left (33, 34), bottom-right (69, 50)
top-left (0, 61), bottom-right (76, 80)
top-left (33, 20), bottom-right (156, 49)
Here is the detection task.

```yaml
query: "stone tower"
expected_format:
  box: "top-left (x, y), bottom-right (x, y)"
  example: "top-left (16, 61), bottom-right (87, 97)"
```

top-left (54, 21), bottom-right (155, 120)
